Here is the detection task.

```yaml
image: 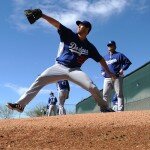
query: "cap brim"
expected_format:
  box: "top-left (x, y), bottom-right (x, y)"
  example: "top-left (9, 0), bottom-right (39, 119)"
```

top-left (107, 43), bottom-right (114, 46)
top-left (76, 20), bottom-right (82, 26)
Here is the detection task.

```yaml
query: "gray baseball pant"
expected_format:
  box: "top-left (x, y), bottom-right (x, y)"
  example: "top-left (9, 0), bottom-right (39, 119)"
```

top-left (47, 104), bottom-right (57, 116)
top-left (103, 77), bottom-right (124, 111)
top-left (58, 90), bottom-right (69, 115)
top-left (16, 63), bottom-right (108, 110)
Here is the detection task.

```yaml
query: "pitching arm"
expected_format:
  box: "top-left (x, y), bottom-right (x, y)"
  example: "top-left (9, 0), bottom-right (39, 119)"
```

top-left (42, 13), bottom-right (61, 29)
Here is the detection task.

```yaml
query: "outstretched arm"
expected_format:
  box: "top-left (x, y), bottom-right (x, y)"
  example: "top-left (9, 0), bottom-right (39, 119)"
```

top-left (24, 9), bottom-right (61, 29)
top-left (42, 13), bottom-right (61, 29)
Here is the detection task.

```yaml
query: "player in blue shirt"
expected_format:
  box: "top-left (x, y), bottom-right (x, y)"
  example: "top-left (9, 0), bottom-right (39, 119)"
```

top-left (101, 41), bottom-right (132, 111)
top-left (57, 80), bottom-right (70, 115)
top-left (47, 92), bottom-right (57, 116)
top-left (111, 93), bottom-right (118, 112)
top-left (7, 9), bottom-right (116, 113)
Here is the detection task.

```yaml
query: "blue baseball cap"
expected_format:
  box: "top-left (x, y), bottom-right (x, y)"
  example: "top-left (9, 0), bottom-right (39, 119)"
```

top-left (50, 92), bottom-right (54, 95)
top-left (107, 41), bottom-right (116, 47)
top-left (76, 20), bottom-right (92, 33)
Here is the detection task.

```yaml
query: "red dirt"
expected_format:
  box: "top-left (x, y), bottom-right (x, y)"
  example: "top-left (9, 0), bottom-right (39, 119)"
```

top-left (0, 111), bottom-right (150, 150)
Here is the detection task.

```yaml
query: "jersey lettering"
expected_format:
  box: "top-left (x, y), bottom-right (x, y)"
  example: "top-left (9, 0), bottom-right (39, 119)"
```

top-left (106, 59), bottom-right (117, 64)
top-left (69, 42), bottom-right (88, 56)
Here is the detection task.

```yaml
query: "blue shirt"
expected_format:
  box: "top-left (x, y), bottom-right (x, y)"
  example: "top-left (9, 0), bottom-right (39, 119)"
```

top-left (57, 80), bottom-right (70, 91)
top-left (101, 51), bottom-right (132, 78)
top-left (56, 24), bottom-right (103, 68)
top-left (48, 96), bottom-right (57, 105)
top-left (112, 94), bottom-right (118, 105)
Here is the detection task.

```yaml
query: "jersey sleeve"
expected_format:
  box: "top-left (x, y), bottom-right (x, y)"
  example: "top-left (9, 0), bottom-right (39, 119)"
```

top-left (58, 24), bottom-right (73, 41)
top-left (120, 53), bottom-right (132, 70)
top-left (48, 98), bottom-right (51, 104)
top-left (90, 44), bottom-right (103, 62)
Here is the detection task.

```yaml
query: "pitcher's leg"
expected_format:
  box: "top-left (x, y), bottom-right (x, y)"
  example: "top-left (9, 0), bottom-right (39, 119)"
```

top-left (68, 69), bottom-right (108, 110)
top-left (114, 77), bottom-right (124, 111)
top-left (17, 64), bottom-right (68, 108)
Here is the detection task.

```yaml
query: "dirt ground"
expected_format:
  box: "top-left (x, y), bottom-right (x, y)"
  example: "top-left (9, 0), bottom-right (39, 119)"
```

top-left (0, 110), bottom-right (150, 150)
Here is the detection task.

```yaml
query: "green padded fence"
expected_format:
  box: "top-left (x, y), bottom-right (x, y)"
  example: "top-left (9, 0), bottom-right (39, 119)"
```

top-left (76, 91), bottom-right (103, 114)
top-left (124, 61), bottom-right (150, 110)
top-left (76, 61), bottom-right (150, 113)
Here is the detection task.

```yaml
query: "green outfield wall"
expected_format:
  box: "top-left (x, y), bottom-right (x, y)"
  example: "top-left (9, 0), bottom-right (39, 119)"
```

top-left (76, 91), bottom-right (102, 114)
top-left (76, 61), bottom-right (150, 113)
top-left (123, 61), bottom-right (150, 110)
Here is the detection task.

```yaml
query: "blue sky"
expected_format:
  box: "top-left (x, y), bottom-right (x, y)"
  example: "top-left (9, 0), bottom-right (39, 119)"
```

top-left (0, 0), bottom-right (150, 113)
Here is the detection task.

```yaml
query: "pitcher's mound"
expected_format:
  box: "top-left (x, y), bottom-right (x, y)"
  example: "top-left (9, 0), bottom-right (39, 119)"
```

top-left (0, 111), bottom-right (150, 150)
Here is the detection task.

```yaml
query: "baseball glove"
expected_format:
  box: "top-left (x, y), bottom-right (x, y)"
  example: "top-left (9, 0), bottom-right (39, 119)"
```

top-left (24, 9), bottom-right (42, 24)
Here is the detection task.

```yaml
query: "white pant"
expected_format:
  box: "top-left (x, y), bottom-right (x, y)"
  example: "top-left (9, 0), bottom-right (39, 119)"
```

top-left (112, 102), bottom-right (118, 112)
top-left (103, 77), bottom-right (124, 111)
top-left (16, 63), bottom-right (108, 111)
top-left (47, 105), bottom-right (57, 116)
top-left (58, 90), bottom-right (69, 115)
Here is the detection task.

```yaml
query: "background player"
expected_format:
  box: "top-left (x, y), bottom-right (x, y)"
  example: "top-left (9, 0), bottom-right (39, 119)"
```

top-left (47, 92), bottom-right (57, 116)
top-left (57, 80), bottom-right (70, 115)
top-left (101, 41), bottom-right (132, 111)
top-left (111, 93), bottom-right (118, 112)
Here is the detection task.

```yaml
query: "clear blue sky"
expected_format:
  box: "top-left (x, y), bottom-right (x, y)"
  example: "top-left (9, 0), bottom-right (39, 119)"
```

top-left (0, 0), bottom-right (150, 112)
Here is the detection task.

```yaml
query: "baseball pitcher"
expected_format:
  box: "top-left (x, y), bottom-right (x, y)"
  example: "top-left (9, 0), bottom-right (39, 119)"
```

top-left (7, 9), bottom-right (116, 113)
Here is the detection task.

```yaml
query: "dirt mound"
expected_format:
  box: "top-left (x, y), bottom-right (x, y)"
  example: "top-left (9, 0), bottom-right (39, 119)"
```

top-left (0, 111), bottom-right (150, 150)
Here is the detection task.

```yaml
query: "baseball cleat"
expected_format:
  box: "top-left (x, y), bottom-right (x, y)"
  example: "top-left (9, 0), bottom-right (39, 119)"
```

top-left (101, 108), bottom-right (115, 113)
top-left (6, 103), bottom-right (24, 113)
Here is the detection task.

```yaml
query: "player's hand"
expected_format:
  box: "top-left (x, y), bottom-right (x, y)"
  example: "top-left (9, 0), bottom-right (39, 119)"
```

top-left (119, 69), bottom-right (124, 76)
top-left (109, 73), bottom-right (116, 81)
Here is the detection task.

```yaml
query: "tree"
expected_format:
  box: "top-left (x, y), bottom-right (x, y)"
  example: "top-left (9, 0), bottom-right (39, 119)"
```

top-left (25, 104), bottom-right (47, 117)
top-left (0, 105), bottom-right (14, 119)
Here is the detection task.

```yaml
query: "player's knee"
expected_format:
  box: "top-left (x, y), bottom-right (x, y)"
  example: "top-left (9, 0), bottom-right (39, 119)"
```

top-left (36, 75), bottom-right (47, 84)
top-left (103, 95), bottom-right (108, 102)
top-left (89, 83), bottom-right (99, 95)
